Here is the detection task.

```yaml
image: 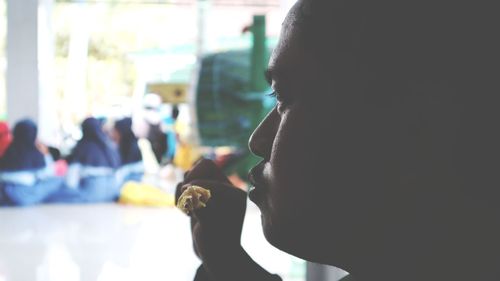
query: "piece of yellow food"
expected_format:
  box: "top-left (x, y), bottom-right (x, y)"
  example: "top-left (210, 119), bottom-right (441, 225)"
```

top-left (177, 185), bottom-right (211, 215)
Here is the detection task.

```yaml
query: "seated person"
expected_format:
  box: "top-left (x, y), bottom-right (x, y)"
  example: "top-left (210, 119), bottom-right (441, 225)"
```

top-left (0, 119), bottom-right (62, 206)
top-left (175, 1), bottom-right (500, 281)
top-left (49, 117), bottom-right (121, 203)
top-left (112, 117), bottom-right (144, 184)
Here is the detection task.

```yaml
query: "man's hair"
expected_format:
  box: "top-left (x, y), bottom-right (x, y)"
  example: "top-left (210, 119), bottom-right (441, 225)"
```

top-left (300, 0), bottom-right (497, 78)
top-left (300, 0), bottom-right (500, 208)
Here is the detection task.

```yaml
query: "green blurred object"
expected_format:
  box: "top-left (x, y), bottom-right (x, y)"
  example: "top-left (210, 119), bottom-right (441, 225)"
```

top-left (250, 15), bottom-right (268, 93)
top-left (196, 15), bottom-right (274, 179)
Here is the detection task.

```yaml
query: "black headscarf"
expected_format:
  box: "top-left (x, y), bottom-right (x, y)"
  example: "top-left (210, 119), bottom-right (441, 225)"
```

top-left (70, 117), bottom-right (120, 168)
top-left (0, 119), bottom-right (46, 171)
top-left (115, 117), bottom-right (142, 165)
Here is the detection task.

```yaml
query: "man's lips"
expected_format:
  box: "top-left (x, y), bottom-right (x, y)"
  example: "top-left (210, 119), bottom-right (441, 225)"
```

top-left (248, 161), bottom-right (267, 203)
top-left (248, 161), bottom-right (266, 188)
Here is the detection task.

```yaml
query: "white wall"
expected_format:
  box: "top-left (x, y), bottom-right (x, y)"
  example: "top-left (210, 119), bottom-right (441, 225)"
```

top-left (38, 0), bottom-right (58, 145)
top-left (6, 0), bottom-right (39, 124)
top-left (7, 0), bottom-right (57, 144)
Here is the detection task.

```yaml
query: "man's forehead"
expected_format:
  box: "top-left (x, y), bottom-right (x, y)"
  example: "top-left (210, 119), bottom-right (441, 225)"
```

top-left (268, 35), bottom-right (300, 82)
top-left (268, 41), bottom-right (315, 88)
top-left (268, 0), bottom-right (328, 86)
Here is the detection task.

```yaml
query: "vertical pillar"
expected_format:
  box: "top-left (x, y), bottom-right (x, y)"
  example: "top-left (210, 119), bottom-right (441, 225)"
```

top-left (189, 0), bottom-right (211, 146)
top-left (7, 0), bottom-right (57, 144)
top-left (196, 0), bottom-right (209, 60)
top-left (63, 0), bottom-right (90, 122)
top-left (6, 0), bottom-right (39, 124)
top-left (38, 0), bottom-right (58, 144)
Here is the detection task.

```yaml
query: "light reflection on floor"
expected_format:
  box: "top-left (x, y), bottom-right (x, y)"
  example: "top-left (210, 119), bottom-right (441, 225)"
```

top-left (0, 202), bottom-right (305, 281)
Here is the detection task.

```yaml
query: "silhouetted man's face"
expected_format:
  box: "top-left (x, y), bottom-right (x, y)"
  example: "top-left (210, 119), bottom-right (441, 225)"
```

top-left (248, 0), bottom-right (411, 266)
top-left (246, 1), bottom-right (500, 279)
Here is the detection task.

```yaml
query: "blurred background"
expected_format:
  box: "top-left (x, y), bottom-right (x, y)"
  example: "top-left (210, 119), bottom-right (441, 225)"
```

top-left (0, 0), bottom-right (347, 280)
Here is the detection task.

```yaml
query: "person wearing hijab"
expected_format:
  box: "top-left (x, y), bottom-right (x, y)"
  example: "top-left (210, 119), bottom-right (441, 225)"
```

top-left (49, 117), bottom-right (121, 203)
top-left (0, 121), bottom-right (12, 157)
top-left (112, 117), bottom-right (144, 184)
top-left (133, 93), bottom-right (168, 164)
top-left (0, 119), bottom-right (62, 206)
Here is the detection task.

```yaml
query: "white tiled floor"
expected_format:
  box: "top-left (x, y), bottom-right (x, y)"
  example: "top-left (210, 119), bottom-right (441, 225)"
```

top-left (0, 202), bottom-right (305, 281)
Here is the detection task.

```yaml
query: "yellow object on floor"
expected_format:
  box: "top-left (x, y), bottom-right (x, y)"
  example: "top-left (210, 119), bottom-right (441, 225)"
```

top-left (119, 181), bottom-right (175, 207)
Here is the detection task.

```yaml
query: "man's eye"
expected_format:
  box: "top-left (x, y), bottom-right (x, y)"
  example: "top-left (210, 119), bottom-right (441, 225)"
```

top-left (267, 91), bottom-right (291, 114)
top-left (267, 91), bottom-right (278, 99)
top-left (267, 91), bottom-right (289, 104)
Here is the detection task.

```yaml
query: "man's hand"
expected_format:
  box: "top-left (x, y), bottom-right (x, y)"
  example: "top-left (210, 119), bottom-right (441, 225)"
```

top-left (175, 159), bottom-right (281, 281)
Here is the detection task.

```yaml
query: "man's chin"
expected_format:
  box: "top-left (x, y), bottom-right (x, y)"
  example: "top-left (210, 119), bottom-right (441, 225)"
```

top-left (260, 215), bottom-right (345, 264)
top-left (261, 216), bottom-right (308, 257)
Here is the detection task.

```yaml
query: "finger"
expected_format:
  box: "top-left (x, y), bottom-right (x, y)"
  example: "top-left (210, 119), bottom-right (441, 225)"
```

top-left (177, 159), bottom-right (218, 204)
top-left (181, 157), bottom-right (204, 180)
top-left (184, 158), bottom-right (232, 184)
top-left (183, 169), bottom-right (191, 180)
top-left (182, 179), bottom-right (245, 199)
top-left (175, 181), bottom-right (185, 204)
top-left (183, 180), bottom-right (247, 224)
top-left (178, 179), bottom-right (246, 219)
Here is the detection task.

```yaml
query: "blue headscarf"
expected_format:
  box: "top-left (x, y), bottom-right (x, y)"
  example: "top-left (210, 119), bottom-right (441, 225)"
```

top-left (70, 117), bottom-right (120, 168)
top-left (115, 117), bottom-right (142, 165)
top-left (0, 119), bottom-right (46, 171)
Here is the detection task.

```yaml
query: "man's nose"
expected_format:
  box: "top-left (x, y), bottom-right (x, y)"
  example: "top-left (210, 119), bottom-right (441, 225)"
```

top-left (248, 108), bottom-right (279, 159)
